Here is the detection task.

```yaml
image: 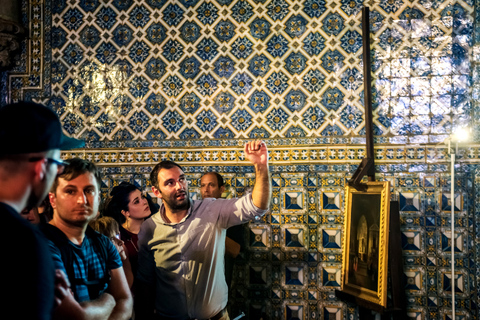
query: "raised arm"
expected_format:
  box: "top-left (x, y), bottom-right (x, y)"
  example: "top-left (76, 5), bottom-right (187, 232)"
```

top-left (244, 140), bottom-right (271, 210)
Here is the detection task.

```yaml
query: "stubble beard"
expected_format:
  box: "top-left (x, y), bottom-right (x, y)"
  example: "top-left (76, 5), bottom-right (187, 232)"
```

top-left (164, 190), bottom-right (190, 212)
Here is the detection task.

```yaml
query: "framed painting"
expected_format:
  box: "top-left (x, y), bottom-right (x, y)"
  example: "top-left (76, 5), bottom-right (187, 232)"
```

top-left (341, 181), bottom-right (391, 308)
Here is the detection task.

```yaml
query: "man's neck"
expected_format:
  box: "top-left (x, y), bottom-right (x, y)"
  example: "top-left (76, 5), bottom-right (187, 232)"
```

top-left (0, 177), bottom-right (31, 213)
top-left (50, 217), bottom-right (87, 245)
top-left (163, 206), bottom-right (189, 224)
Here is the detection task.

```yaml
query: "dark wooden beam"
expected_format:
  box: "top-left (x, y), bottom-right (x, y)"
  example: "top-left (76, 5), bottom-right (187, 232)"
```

top-left (348, 6), bottom-right (375, 187)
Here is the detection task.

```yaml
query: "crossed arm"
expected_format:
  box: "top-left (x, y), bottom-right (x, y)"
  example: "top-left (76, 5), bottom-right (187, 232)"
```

top-left (53, 268), bottom-right (132, 320)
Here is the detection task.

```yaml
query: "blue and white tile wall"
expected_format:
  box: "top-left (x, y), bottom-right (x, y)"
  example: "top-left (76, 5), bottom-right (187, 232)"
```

top-left (3, 0), bottom-right (480, 318)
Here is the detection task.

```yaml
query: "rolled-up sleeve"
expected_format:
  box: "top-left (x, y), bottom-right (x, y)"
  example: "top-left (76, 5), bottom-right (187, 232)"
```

top-left (204, 193), bottom-right (269, 229)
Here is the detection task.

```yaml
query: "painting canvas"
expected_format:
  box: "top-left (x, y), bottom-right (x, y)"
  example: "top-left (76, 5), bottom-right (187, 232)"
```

top-left (341, 181), bottom-right (391, 308)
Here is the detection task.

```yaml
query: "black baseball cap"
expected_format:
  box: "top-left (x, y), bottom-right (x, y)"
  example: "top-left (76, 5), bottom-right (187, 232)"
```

top-left (0, 101), bottom-right (85, 156)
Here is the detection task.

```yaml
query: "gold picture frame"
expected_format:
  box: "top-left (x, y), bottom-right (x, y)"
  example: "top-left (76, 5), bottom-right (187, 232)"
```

top-left (341, 181), bottom-right (391, 308)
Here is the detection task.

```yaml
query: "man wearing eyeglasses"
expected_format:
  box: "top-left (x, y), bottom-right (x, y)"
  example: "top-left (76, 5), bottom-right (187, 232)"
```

top-left (0, 101), bottom-right (83, 319)
top-left (45, 158), bottom-right (133, 320)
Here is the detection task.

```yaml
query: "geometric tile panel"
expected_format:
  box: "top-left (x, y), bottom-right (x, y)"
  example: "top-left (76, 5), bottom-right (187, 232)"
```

top-left (320, 227), bottom-right (342, 250)
top-left (249, 225), bottom-right (271, 251)
top-left (438, 268), bottom-right (469, 298)
top-left (281, 225), bottom-right (307, 251)
top-left (284, 302), bottom-right (306, 320)
top-left (248, 264), bottom-right (270, 286)
top-left (282, 263), bottom-right (307, 289)
top-left (320, 305), bottom-right (343, 320)
top-left (404, 267), bottom-right (425, 295)
top-left (319, 263), bottom-right (341, 288)
top-left (406, 310), bottom-right (424, 320)
top-left (398, 191), bottom-right (421, 212)
top-left (401, 229), bottom-right (423, 253)
top-left (281, 189), bottom-right (306, 214)
top-left (320, 191), bottom-right (341, 211)
top-left (439, 228), bottom-right (466, 254)
top-left (440, 193), bottom-right (463, 212)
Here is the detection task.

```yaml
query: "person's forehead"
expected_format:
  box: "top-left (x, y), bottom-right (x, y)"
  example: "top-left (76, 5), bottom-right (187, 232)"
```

top-left (200, 173), bottom-right (218, 185)
top-left (158, 166), bottom-right (184, 180)
top-left (58, 171), bottom-right (98, 188)
top-left (128, 189), bottom-right (142, 201)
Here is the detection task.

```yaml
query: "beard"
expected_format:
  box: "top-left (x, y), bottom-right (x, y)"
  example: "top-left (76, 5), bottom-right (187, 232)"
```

top-left (162, 189), bottom-right (190, 212)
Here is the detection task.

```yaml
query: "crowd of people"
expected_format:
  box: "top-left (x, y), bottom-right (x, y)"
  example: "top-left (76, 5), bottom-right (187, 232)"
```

top-left (1, 101), bottom-right (271, 320)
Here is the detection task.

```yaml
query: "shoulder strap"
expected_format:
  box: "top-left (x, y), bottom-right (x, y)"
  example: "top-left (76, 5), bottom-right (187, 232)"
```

top-left (41, 224), bottom-right (111, 300)
top-left (85, 226), bottom-right (109, 266)
top-left (39, 223), bottom-right (75, 285)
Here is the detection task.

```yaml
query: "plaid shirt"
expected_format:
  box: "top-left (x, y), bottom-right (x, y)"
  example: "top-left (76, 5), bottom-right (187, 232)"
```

top-left (48, 231), bottom-right (122, 302)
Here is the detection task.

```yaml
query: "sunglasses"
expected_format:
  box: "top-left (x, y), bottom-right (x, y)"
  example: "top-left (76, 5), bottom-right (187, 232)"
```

top-left (29, 157), bottom-right (69, 175)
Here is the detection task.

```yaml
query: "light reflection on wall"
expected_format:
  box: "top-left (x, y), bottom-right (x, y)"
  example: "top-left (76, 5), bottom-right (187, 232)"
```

top-left (371, 6), bottom-right (472, 144)
top-left (65, 62), bottom-right (128, 138)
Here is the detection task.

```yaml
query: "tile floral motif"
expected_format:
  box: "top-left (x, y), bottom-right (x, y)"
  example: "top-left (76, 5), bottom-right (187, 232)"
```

top-left (162, 40), bottom-right (184, 62)
top-left (302, 32), bottom-right (326, 56)
top-left (196, 38), bottom-right (219, 61)
top-left (196, 109), bottom-right (217, 132)
top-left (214, 91), bottom-right (235, 114)
top-left (231, 37), bottom-right (254, 60)
top-left (266, 71), bottom-right (290, 94)
top-left (214, 19), bottom-right (236, 42)
top-left (213, 55), bottom-right (236, 78)
top-left (231, 0), bottom-right (254, 23)
top-left (179, 57), bottom-right (201, 79)
top-left (266, 0), bottom-right (290, 21)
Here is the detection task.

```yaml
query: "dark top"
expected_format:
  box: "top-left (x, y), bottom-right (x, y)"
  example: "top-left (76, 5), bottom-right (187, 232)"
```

top-left (225, 224), bottom-right (245, 289)
top-left (0, 202), bottom-right (55, 320)
top-left (120, 226), bottom-right (139, 277)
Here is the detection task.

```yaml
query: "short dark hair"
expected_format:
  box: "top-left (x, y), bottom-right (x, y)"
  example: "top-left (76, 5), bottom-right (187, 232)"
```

top-left (203, 172), bottom-right (224, 187)
top-left (150, 160), bottom-right (183, 189)
top-left (103, 181), bottom-right (139, 224)
top-left (50, 158), bottom-right (102, 193)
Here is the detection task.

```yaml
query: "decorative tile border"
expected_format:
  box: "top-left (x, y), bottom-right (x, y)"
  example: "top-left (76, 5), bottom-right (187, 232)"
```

top-left (62, 144), bottom-right (480, 167)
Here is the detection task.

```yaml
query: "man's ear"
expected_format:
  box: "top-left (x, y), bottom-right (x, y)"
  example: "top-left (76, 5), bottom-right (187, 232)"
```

top-left (48, 192), bottom-right (57, 209)
top-left (152, 186), bottom-right (162, 199)
top-left (220, 185), bottom-right (225, 194)
top-left (32, 158), bottom-right (47, 182)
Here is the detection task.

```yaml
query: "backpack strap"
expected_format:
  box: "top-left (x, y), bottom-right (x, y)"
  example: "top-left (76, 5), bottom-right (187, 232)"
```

top-left (40, 223), bottom-right (75, 284)
top-left (40, 224), bottom-right (110, 300)
top-left (84, 226), bottom-right (111, 298)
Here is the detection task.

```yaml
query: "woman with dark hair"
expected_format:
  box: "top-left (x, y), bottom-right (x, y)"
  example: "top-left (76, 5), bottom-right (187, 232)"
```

top-left (104, 182), bottom-right (151, 281)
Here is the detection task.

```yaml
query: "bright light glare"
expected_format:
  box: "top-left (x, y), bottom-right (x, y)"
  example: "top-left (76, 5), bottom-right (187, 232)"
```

top-left (452, 127), bottom-right (470, 142)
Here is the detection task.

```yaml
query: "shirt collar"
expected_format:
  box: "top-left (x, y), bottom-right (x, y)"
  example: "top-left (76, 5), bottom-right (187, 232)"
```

top-left (158, 199), bottom-right (193, 225)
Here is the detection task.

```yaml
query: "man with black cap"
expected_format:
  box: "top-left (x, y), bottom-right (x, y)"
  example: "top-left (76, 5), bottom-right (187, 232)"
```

top-left (0, 101), bottom-right (84, 319)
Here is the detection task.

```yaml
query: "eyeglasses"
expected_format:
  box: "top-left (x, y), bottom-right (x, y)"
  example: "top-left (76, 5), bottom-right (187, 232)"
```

top-left (29, 157), bottom-right (69, 175)
top-left (109, 234), bottom-right (123, 245)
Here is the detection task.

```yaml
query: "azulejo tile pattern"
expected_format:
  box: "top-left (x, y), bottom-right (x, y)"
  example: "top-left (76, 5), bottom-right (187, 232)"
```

top-left (3, 0), bottom-right (480, 319)
top-left (8, 0), bottom-right (476, 147)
